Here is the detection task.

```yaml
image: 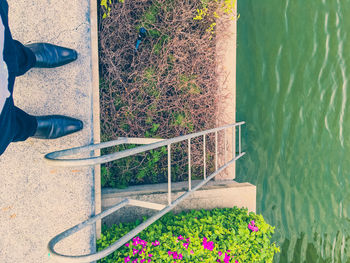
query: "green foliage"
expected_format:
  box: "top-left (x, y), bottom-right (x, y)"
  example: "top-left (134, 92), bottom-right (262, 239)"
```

top-left (142, 2), bottom-right (160, 26)
top-left (100, 0), bottom-right (124, 19)
top-left (171, 112), bottom-right (194, 132)
top-left (193, 0), bottom-right (239, 37)
top-left (101, 145), bottom-right (168, 188)
top-left (179, 74), bottom-right (201, 95)
top-left (97, 207), bottom-right (280, 262)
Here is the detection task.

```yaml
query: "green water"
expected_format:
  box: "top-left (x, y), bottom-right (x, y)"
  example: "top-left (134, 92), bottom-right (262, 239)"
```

top-left (236, 0), bottom-right (350, 262)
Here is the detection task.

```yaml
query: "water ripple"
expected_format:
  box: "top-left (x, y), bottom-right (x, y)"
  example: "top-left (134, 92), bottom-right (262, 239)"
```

top-left (237, 0), bottom-right (350, 261)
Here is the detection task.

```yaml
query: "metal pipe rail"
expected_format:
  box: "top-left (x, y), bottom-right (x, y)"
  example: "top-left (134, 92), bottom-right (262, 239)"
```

top-left (44, 122), bottom-right (245, 167)
top-left (46, 122), bottom-right (245, 262)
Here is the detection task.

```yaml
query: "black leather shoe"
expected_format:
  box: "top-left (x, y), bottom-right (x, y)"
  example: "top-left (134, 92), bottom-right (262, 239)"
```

top-left (32, 115), bottom-right (83, 139)
top-left (25, 43), bottom-right (78, 68)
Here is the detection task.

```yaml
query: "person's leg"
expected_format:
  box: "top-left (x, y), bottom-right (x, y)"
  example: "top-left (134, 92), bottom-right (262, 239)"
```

top-left (11, 106), bottom-right (37, 142)
top-left (0, 0), bottom-right (82, 157)
top-left (12, 40), bottom-right (36, 76)
top-left (0, 98), bottom-right (37, 155)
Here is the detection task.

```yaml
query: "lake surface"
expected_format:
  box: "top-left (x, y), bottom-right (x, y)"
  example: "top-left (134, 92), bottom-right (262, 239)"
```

top-left (236, 0), bottom-right (350, 262)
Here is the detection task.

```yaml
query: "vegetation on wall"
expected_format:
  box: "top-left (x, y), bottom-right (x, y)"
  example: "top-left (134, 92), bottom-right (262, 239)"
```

top-left (97, 207), bottom-right (280, 262)
top-left (98, 0), bottom-right (237, 188)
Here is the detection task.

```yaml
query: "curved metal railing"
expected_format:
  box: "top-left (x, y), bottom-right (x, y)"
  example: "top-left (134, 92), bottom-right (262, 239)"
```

top-left (46, 122), bottom-right (245, 262)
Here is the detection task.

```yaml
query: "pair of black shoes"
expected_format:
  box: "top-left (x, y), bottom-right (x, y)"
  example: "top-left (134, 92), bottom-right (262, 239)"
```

top-left (25, 43), bottom-right (83, 139)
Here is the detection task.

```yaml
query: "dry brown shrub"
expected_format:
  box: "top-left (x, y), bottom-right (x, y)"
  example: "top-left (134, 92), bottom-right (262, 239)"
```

top-left (99, 0), bottom-right (229, 187)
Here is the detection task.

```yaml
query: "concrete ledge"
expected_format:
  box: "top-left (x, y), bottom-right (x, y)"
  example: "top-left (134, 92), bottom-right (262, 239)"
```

top-left (102, 180), bottom-right (256, 226)
top-left (0, 0), bottom-right (96, 262)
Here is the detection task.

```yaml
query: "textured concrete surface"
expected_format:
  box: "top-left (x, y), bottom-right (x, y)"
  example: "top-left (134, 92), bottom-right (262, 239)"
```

top-left (102, 180), bottom-right (256, 226)
top-left (0, 0), bottom-right (97, 262)
top-left (215, 4), bottom-right (237, 180)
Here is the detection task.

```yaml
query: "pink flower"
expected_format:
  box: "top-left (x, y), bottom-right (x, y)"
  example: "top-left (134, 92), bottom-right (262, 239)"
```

top-left (168, 251), bottom-right (173, 256)
top-left (186, 238), bottom-right (190, 242)
top-left (152, 240), bottom-right (160, 246)
top-left (248, 220), bottom-right (259, 232)
top-left (202, 237), bottom-right (214, 251)
top-left (218, 251), bottom-right (222, 256)
top-left (224, 253), bottom-right (230, 263)
top-left (140, 260), bottom-right (145, 263)
top-left (133, 249), bottom-right (139, 256)
top-left (133, 236), bottom-right (144, 246)
top-left (178, 235), bottom-right (184, 240)
top-left (235, 261), bottom-right (239, 263)
top-left (125, 243), bottom-right (130, 247)
top-left (125, 256), bottom-right (131, 262)
top-left (183, 243), bottom-right (189, 249)
top-left (178, 253), bottom-right (183, 260)
top-left (148, 254), bottom-right (153, 257)
top-left (139, 249), bottom-right (145, 255)
top-left (172, 251), bottom-right (178, 259)
top-left (147, 260), bottom-right (151, 263)
top-left (140, 240), bottom-right (148, 247)
top-left (217, 260), bottom-right (221, 262)
top-left (190, 250), bottom-right (194, 254)
top-left (132, 259), bottom-right (137, 263)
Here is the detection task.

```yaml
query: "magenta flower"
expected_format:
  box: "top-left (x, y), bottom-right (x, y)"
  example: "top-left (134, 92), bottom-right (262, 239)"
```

top-left (224, 253), bottom-right (230, 263)
top-left (132, 259), bottom-right (137, 263)
top-left (125, 243), bottom-right (130, 247)
top-left (217, 260), bottom-right (221, 262)
top-left (148, 254), bottom-right (153, 257)
top-left (186, 238), bottom-right (190, 242)
top-left (178, 235), bottom-right (184, 240)
top-left (140, 240), bottom-right (148, 247)
top-left (132, 237), bottom-right (140, 246)
top-left (168, 251), bottom-right (173, 256)
top-left (140, 260), bottom-right (145, 263)
top-left (190, 250), bottom-right (194, 254)
top-left (248, 220), bottom-right (259, 232)
top-left (152, 240), bottom-right (160, 246)
top-left (172, 251), bottom-right (178, 259)
top-left (202, 237), bottom-right (214, 251)
top-left (183, 243), bottom-right (189, 249)
top-left (125, 256), bottom-right (131, 262)
top-left (147, 260), bottom-right (151, 263)
top-left (235, 261), bottom-right (239, 263)
top-left (218, 251), bottom-right (222, 256)
top-left (139, 249), bottom-right (145, 255)
top-left (178, 253), bottom-right (183, 260)
top-left (133, 249), bottom-right (139, 256)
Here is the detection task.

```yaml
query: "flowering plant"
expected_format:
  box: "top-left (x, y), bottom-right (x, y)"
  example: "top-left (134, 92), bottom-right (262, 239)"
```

top-left (97, 207), bottom-right (279, 262)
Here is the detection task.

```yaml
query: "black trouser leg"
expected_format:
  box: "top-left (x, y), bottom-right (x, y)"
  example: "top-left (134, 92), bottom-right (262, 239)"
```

top-left (13, 40), bottom-right (36, 76)
top-left (11, 106), bottom-right (37, 142)
top-left (0, 0), bottom-right (37, 156)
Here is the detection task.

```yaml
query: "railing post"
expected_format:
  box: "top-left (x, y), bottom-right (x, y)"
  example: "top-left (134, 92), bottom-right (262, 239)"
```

top-left (188, 138), bottom-right (191, 190)
top-left (215, 131), bottom-right (218, 171)
top-left (232, 126), bottom-right (235, 159)
top-left (168, 144), bottom-right (172, 205)
top-left (203, 134), bottom-right (206, 180)
top-left (239, 124), bottom-right (241, 155)
top-left (224, 129), bottom-right (227, 164)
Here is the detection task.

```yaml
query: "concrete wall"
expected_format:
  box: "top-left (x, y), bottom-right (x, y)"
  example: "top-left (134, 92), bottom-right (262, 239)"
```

top-left (215, 2), bottom-right (238, 180)
top-left (101, 180), bottom-right (256, 226)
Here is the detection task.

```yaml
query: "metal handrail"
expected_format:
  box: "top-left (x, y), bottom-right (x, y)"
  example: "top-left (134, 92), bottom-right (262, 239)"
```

top-left (44, 122), bottom-right (245, 167)
top-left (47, 122), bottom-right (245, 262)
